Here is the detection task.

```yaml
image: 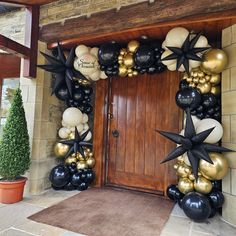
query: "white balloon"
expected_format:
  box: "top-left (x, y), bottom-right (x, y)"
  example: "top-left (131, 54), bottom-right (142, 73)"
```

top-left (62, 107), bottom-right (82, 127)
top-left (189, 60), bottom-right (201, 69)
top-left (162, 40), bottom-right (167, 50)
top-left (80, 130), bottom-right (92, 141)
top-left (194, 35), bottom-right (208, 48)
top-left (65, 128), bottom-right (71, 134)
top-left (82, 114), bottom-right (89, 123)
top-left (179, 129), bottom-right (184, 136)
top-left (161, 50), bottom-right (176, 66)
top-left (196, 118), bottom-right (223, 143)
top-left (58, 127), bottom-right (69, 139)
top-left (90, 47), bottom-right (99, 58)
top-left (75, 45), bottom-right (89, 57)
top-left (83, 123), bottom-right (89, 131)
top-left (76, 124), bottom-right (84, 132)
top-left (90, 70), bottom-right (100, 81)
top-left (100, 70), bottom-right (108, 79)
top-left (70, 127), bottom-right (75, 132)
top-left (61, 120), bottom-right (67, 127)
top-left (183, 153), bottom-right (191, 166)
top-left (184, 115), bottom-right (201, 129)
top-left (165, 27), bottom-right (189, 48)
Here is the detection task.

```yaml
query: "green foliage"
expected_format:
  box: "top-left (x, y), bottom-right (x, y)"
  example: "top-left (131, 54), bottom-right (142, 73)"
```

top-left (0, 88), bottom-right (30, 180)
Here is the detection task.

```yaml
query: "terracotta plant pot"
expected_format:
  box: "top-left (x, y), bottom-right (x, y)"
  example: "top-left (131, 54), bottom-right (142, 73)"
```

top-left (0, 177), bottom-right (27, 204)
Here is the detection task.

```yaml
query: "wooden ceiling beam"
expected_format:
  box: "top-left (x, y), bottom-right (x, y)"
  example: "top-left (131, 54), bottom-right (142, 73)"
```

top-left (41, 0), bottom-right (236, 44)
top-left (0, 0), bottom-right (57, 5)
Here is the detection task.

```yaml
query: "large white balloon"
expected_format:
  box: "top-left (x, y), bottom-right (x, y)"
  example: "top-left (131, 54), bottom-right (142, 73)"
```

top-left (183, 115), bottom-right (201, 129)
top-left (165, 27), bottom-right (189, 48)
top-left (75, 45), bottom-right (89, 57)
top-left (58, 127), bottom-right (69, 139)
top-left (62, 107), bottom-right (82, 127)
top-left (76, 124), bottom-right (84, 133)
top-left (82, 114), bottom-right (89, 124)
top-left (196, 118), bottom-right (223, 143)
top-left (83, 123), bottom-right (89, 132)
top-left (80, 130), bottom-right (92, 141)
top-left (183, 153), bottom-right (191, 166)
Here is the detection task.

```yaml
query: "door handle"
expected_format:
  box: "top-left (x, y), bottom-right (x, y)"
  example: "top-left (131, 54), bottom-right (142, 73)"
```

top-left (112, 129), bottom-right (119, 138)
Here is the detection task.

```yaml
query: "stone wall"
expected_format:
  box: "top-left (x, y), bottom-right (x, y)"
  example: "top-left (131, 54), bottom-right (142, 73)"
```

top-left (40, 0), bottom-right (147, 26)
top-left (221, 25), bottom-right (236, 226)
top-left (21, 41), bottom-right (65, 194)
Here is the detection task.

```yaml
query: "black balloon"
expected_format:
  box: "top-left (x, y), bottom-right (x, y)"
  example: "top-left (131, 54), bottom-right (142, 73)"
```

top-left (78, 182), bottom-right (89, 191)
top-left (73, 88), bottom-right (84, 102)
top-left (64, 182), bottom-right (76, 191)
top-left (71, 172), bottom-right (83, 187)
top-left (83, 86), bottom-right (93, 96)
top-left (84, 104), bottom-right (93, 114)
top-left (67, 162), bottom-right (78, 174)
top-left (179, 80), bottom-right (190, 90)
top-left (202, 93), bottom-right (217, 108)
top-left (49, 165), bottom-right (70, 188)
top-left (208, 207), bottom-right (217, 218)
top-left (212, 180), bottom-right (221, 190)
top-left (134, 45), bottom-right (155, 69)
top-left (182, 192), bottom-right (212, 222)
top-left (175, 87), bottom-right (201, 110)
top-left (55, 86), bottom-right (70, 101)
top-left (208, 190), bottom-right (225, 209)
top-left (98, 41), bottom-right (120, 66)
top-left (84, 169), bottom-right (96, 184)
top-left (166, 184), bottom-right (184, 201)
top-left (178, 199), bottom-right (183, 209)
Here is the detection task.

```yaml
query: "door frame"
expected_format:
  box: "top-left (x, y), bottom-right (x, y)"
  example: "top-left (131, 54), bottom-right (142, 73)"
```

top-left (93, 74), bottom-right (182, 197)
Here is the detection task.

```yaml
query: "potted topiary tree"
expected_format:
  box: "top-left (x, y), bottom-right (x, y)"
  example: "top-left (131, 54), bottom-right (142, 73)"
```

top-left (0, 88), bottom-right (30, 204)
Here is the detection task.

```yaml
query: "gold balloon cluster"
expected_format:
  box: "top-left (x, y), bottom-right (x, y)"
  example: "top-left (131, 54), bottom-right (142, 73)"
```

top-left (182, 67), bottom-right (221, 95)
top-left (65, 148), bottom-right (96, 170)
top-left (175, 152), bottom-right (229, 195)
top-left (118, 40), bottom-right (139, 77)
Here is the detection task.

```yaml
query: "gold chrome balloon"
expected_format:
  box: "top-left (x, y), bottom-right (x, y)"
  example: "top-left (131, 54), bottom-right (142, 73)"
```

top-left (176, 165), bottom-right (189, 178)
top-left (86, 157), bottom-right (96, 168)
top-left (77, 161), bottom-right (88, 170)
top-left (194, 176), bottom-right (213, 194)
top-left (177, 156), bottom-right (184, 163)
top-left (210, 74), bottom-right (221, 85)
top-left (178, 178), bottom-right (194, 194)
top-left (54, 142), bottom-right (69, 158)
top-left (69, 132), bottom-right (75, 139)
top-left (120, 48), bottom-right (127, 56)
top-left (76, 153), bottom-right (85, 161)
top-left (200, 49), bottom-right (228, 75)
top-left (199, 153), bottom-right (229, 180)
top-left (123, 53), bottom-right (134, 68)
top-left (189, 174), bottom-right (195, 181)
top-left (119, 65), bottom-right (128, 77)
top-left (127, 40), bottom-right (140, 53)
top-left (210, 86), bottom-right (221, 96)
top-left (197, 82), bottom-right (211, 94)
top-left (65, 156), bottom-right (78, 165)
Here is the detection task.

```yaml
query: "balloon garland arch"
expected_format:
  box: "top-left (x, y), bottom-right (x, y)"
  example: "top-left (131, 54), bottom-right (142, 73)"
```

top-left (38, 27), bottom-right (232, 221)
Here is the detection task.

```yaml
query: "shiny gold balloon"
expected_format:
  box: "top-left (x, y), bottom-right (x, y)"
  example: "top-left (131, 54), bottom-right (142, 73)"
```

top-left (65, 156), bottom-right (78, 165)
top-left (178, 178), bottom-right (194, 194)
top-left (177, 156), bottom-right (184, 163)
top-left (205, 75), bottom-right (211, 82)
top-left (76, 153), bottom-right (85, 161)
top-left (123, 53), bottom-right (134, 68)
top-left (198, 78), bottom-right (206, 84)
top-left (132, 70), bottom-right (138, 76)
top-left (54, 143), bottom-right (70, 158)
top-left (194, 176), bottom-right (213, 194)
top-left (189, 174), bottom-right (195, 181)
top-left (127, 40), bottom-right (140, 53)
top-left (210, 86), bottom-right (221, 96)
top-left (193, 77), bottom-right (199, 84)
top-left (210, 74), bottom-right (221, 85)
top-left (197, 82), bottom-right (211, 94)
top-left (119, 65), bottom-right (128, 77)
top-left (77, 161), bottom-right (88, 170)
top-left (189, 82), bottom-right (196, 88)
top-left (174, 164), bottom-right (179, 170)
top-left (199, 153), bottom-right (229, 180)
top-left (86, 157), bottom-right (96, 168)
top-left (200, 49), bottom-right (228, 75)
top-left (176, 165), bottom-right (189, 177)
top-left (120, 48), bottom-right (127, 55)
top-left (69, 132), bottom-right (75, 139)
top-left (186, 77), bottom-right (193, 83)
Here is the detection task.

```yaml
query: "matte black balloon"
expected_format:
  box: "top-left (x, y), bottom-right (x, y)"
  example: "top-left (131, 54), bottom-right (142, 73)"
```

top-left (134, 45), bottom-right (155, 68)
top-left (78, 182), bottom-right (89, 191)
top-left (98, 42), bottom-right (120, 66)
top-left (179, 80), bottom-right (189, 90)
top-left (84, 169), bottom-right (95, 184)
top-left (67, 162), bottom-right (78, 174)
top-left (49, 165), bottom-right (70, 188)
top-left (64, 182), bottom-right (76, 191)
top-left (202, 93), bottom-right (217, 108)
top-left (182, 192), bottom-right (211, 222)
top-left (71, 172), bottom-right (83, 187)
top-left (55, 86), bottom-right (70, 101)
top-left (208, 190), bottom-right (224, 209)
top-left (175, 87), bottom-right (201, 110)
top-left (73, 88), bottom-right (84, 102)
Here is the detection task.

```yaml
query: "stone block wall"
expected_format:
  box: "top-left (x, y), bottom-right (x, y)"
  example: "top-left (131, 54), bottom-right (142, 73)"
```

top-left (40, 0), bottom-right (147, 26)
top-left (21, 41), bottom-right (65, 194)
top-left (221, 25), bottom-right (236, 226)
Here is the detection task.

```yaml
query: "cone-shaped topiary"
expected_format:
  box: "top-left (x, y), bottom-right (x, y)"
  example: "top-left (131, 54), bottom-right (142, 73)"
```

top-left (0, 88), bottom-right (30, 180)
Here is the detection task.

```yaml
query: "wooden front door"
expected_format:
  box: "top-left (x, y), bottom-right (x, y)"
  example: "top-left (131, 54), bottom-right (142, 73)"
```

top-left (105, 72), bottom-right (180, 194)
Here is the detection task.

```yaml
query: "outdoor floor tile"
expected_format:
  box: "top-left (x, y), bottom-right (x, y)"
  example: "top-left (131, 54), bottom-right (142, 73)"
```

top-left (0, 228), bottom-right (38, 236)
top-left (0, 202), bottom-right (43, 231)
top-left (170, 204), bottom-right (187, 218)
top-left (23, 189), bottom-right (79, 208)
top-left (191, 230), bottom-right (214, 236)
top-left (61, 231), bottom-right (86, 236)
top-left (218, 219), bottom-right (236, 236)
top-left (160, 216), bottom-right (192, 236)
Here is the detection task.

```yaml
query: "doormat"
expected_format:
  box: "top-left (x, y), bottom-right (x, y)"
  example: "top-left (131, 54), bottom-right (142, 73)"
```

top-left (28, 188), bottom-right (174, 236)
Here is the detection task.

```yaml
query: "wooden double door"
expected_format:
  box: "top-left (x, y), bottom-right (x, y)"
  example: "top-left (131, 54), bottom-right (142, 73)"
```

top-left (105, 72), bottom-right (180, 195)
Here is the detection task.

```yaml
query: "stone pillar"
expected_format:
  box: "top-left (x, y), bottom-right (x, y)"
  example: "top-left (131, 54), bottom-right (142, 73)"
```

top-left (20, 41), bottom-right (64, 195)
top-left (221, 25), bottom-right (236, 226)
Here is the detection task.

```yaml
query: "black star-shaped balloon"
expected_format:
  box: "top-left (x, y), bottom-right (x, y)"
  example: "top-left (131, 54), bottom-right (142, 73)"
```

top-left (156, 108), bottom-right (232, 180)
top-left (38, 43), bottom-right (87, 97)
top-left (59, 127), bottom-right (92, 159)
top-left (162, 32), bottom-right (210, 73)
